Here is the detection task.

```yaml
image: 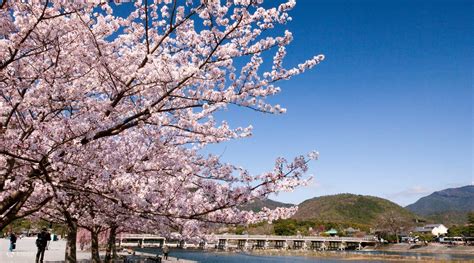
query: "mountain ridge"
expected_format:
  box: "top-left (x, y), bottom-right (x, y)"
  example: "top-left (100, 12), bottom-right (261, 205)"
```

top-left (291, 193), bottom-right (417, 226)
top-left (241, 198), bottom-right (293, 212)
top-left (247, 185), bottom-right (474, 227)
top-left (406, 185), bottom-right (474, 215)
top-left (405, 185), bottom-right (474, 225)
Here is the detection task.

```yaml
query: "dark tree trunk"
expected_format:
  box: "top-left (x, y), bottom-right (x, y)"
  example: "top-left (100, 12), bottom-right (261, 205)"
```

top-left (91, 228), bottom-right (101, 263)
top-left (0, 166), bottom-right (50, 231)
top-left (105, 225), bottom-right (118, 263)
top-left (65, 219), bottom-right (78, 263)
top-left (0, 187), bottom-right (34, 231)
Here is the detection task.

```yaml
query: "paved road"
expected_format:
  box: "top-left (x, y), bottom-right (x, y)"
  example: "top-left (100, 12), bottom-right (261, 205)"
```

top-left (0, 236), bottom-right (91, 262)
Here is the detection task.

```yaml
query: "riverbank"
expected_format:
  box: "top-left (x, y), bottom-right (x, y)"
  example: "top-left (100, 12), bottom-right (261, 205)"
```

top-left (373, 243), bottom-right (474, 255)
top-left (248, 245), bottom-right (474, 262)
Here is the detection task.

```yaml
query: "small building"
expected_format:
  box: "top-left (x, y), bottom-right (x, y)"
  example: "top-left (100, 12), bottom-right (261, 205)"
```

top-left (325, 229), bottom-right (338, 236)
top-left (344, 227), bottom-right (360, 237)
top-left (414, 224), bottom-right (448, 237)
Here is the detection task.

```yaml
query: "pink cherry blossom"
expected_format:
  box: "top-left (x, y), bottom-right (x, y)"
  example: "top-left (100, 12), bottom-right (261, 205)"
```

top-left (1, 1), bottom-right (323, 261)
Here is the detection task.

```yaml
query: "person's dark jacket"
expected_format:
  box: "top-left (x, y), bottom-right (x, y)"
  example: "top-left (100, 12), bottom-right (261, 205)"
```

top-left (36, 231), bottom-right (51, 248)
top-left (9, 233), bottom-right (17, 243)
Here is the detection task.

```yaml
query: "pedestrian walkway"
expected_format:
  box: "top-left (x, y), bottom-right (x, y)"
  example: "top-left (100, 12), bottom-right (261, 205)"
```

top-left (0, 237), bottom-right (195, 262)
top-left (0, 236), bottom-right (90, 262)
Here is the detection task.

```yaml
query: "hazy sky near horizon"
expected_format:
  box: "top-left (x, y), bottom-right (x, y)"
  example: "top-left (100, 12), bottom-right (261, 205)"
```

top-left (203, 0), bottom-right (472, 206)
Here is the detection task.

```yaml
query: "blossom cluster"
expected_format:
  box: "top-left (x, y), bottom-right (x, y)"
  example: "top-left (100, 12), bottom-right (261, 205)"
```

top-left (0, 0), bottom-right (323, 240)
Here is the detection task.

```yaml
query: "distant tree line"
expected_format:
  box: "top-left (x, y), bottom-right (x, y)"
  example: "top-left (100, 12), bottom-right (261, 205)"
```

top-left (447, 212), bottom-right (474, 237)
top-left (234, 219), bottom-right (370, 236)
top-left (233, 212), bottom-right (474, 241)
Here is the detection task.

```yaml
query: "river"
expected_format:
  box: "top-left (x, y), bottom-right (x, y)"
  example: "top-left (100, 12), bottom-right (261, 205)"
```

top-left (137, 248), bottom-right (474, 262)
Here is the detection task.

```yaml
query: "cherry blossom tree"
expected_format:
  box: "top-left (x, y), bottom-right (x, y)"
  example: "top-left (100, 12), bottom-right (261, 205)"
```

top-left (38, 135), bottom-right (315, 262)
top-left (1, 0), bottom-right (324, 261)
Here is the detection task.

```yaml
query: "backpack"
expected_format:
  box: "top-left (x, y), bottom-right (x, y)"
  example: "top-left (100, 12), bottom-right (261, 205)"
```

top-left (36, 238), bottom-right (41, 247)
top-left (36, 236), bottom-right (45, 247)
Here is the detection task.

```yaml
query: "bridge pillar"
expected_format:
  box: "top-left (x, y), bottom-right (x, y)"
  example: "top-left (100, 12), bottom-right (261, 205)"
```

top-left (303, 241), bottom-right (308, 250)
top-left (283, 240), bottom-right (289, 249)
top-left (199, 241), bottom-right (207, 249)
top-left (250, 240), bottom-right (256, 250)
top-left (288, 240), bottom-right (294, 249)
top-left (218, 239), bottom-right (227, 250)
top-left (320, 242), bottom-right (327, 251)
top-left (179, 240), bottom-right (187, 249)
top-left (255, 240), bottom-right (266, 249)
top-left (273, 240), bottom-right (283, 249)
top-left (338, 241), bottom-right (346, 251)
top-left (292, 240), bottom-right (305, 249)
top-left (237, 240), bottom-right (249, 250)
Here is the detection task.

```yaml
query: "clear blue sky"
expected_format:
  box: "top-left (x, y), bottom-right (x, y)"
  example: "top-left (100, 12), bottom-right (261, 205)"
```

top-left (111, 0), bottom-right (472, 206)
top-left (204, 0), bottom-right (473, 206)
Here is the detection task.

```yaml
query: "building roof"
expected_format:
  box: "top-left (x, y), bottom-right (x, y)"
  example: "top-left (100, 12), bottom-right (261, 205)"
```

top-left (414, 227), bottom-right (431, 233)
top-left (413, 224), bottom-right (448, 233)
top-left (424, 224), bottom-right (445, 228)
top-left (345, 227), bottom-right (359, 232)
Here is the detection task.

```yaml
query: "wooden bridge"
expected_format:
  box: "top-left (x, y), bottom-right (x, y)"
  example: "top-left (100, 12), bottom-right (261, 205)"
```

top-left (119, 234), bottom-right (166, 248)
top-left (118, 233), bottom-right (378, 251)
top-left (213, 234), bottom-right (378, 251)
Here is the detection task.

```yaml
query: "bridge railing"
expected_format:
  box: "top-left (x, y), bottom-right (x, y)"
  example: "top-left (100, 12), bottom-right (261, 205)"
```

top-left (214, 234), bottom-right (377, 242)
top-left (116, 233), bottom-right (377, 243)
top-left (119, 234), bottom-right (165, 239)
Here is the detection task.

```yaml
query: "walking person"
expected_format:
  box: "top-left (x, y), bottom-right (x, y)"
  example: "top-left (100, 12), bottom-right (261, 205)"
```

top-left (36, 228), bottom-right (51, 263)
top-left (162, 244), bottom-right (169, 260)
top-left (9, 232), bottom-right (17, 252)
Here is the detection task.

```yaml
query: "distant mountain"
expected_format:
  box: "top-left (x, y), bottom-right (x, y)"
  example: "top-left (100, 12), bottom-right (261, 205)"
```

top-left (241, 198), bottom-right (293, 212)
top-left (406, 185), bottom-right (474, 225)
top-left (292, 193), bottom-right (417, 226)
